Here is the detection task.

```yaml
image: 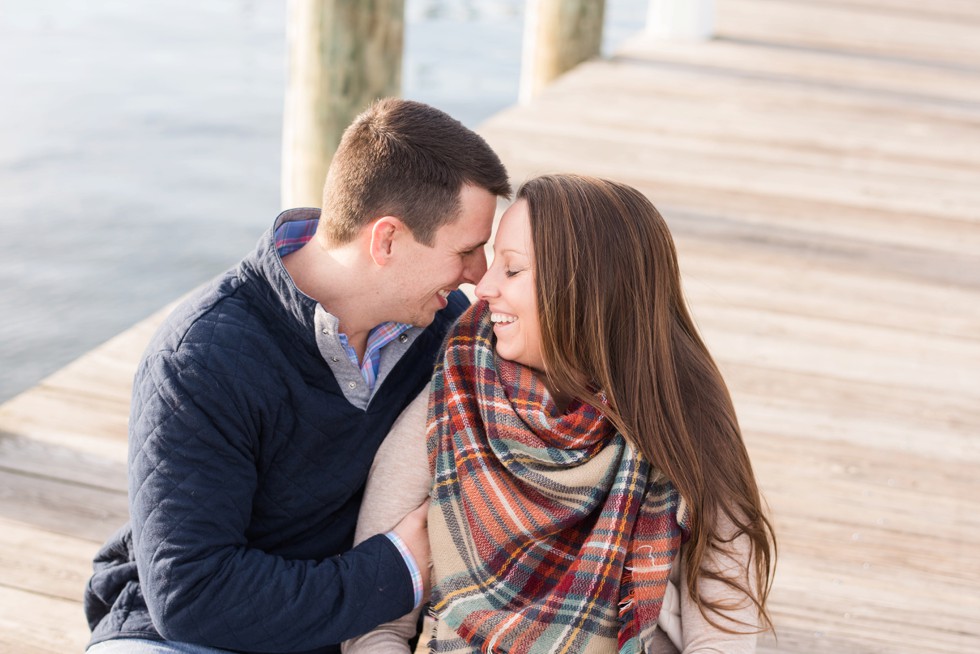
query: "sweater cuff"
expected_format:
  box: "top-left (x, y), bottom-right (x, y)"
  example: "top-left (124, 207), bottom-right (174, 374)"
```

top-left (384, 531), bottom-right (423, 609)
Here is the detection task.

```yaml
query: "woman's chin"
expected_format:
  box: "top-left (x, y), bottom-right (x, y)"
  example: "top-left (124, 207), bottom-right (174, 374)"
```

top-left (494, 345), bottom-right (513, 361)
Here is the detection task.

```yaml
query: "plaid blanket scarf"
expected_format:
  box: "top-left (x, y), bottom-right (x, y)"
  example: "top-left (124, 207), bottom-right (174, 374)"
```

top-left (427, 303), bottom-right (689, 653)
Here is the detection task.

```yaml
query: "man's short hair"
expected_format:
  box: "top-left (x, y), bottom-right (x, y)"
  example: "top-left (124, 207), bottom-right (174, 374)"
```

top-left (321, 98), bottom-right (512, 246)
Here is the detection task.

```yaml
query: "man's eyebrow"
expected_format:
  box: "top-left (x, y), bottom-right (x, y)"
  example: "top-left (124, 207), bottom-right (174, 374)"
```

top-left (461, 239), bottom-right (489, 252)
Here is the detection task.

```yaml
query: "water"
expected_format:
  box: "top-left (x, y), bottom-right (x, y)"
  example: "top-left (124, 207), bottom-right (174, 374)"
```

top-left (0, 0), bottom-right (645, 403)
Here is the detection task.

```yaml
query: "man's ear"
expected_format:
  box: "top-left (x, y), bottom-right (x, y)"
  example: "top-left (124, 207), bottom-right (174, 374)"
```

top-left (368, 216), bottom-right (403, 266)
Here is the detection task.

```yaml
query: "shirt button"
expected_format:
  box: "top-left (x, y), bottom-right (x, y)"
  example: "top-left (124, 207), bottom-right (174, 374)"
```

top-left (321, 328), bottom-right (329, 335)
top-left (331, 356), bottom-right (340, 362)
top-left (398, 333), bottom-right (409, 343)
top-left (348, 381), bottom-right (357, 389)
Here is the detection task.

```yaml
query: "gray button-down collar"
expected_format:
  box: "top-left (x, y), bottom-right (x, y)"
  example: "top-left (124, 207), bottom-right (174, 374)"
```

top-left (313, 305), bottom-right (422, 409)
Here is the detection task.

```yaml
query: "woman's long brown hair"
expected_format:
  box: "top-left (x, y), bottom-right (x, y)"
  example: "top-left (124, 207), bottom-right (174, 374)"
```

top-left (520, 174), bottom-right (776, 633)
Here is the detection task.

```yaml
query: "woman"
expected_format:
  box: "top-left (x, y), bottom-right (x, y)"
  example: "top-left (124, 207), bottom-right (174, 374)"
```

top-left (344, 174), bottom-right (776, 653)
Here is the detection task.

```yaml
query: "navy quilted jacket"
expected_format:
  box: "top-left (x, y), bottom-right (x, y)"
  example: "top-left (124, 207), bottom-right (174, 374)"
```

top-left (84, 211), bottom-right (466, 653)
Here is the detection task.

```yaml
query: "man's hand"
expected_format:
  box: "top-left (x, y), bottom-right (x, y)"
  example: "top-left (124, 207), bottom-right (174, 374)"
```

top-left (392, 499), bottom-right (431, 600)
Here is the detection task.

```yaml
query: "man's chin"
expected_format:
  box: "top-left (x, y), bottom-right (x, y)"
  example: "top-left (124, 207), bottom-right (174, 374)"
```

top-left (406, 312), bottom-right (436, 329)
top-left (405, 297), bottom-right (450, 327)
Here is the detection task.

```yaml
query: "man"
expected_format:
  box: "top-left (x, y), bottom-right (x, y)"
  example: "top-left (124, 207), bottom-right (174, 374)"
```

top-left (84, 98), bottom-right (511, 653)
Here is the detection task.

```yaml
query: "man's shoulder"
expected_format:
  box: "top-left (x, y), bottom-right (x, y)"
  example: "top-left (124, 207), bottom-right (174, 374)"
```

top-left (160, 272), bottom-right (248, 337)
top-left (144, 268), bottom-right (280, 368)
top-left (130, 271), bottom-right (294, 425)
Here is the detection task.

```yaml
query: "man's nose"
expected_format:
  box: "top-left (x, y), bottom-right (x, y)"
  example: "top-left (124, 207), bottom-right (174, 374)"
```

top-left (462, 249), bottom-right (488, 285)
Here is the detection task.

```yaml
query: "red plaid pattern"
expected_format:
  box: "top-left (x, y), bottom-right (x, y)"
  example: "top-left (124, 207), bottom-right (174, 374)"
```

top-left (427, 302), bottom-right (689, 653)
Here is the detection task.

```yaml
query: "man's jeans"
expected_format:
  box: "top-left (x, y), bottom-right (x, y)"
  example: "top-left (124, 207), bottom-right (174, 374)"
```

top-left (87, 639), bottom-right (233, 653)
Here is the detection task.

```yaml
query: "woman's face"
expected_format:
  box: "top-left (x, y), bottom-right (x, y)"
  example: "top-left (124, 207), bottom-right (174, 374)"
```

top-left (475, 200), bottom-right (545, 372)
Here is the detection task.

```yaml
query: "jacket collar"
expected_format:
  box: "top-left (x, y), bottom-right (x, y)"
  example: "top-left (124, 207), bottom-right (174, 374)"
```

top-left (239, 207), bottom-right (322, 346)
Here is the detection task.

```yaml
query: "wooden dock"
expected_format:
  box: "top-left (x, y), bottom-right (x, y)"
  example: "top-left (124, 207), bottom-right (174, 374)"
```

top-left (2, 0), bottom-right (979, 651)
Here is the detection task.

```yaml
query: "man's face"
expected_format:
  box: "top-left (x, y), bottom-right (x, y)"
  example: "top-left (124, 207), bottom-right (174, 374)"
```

top-left (391, 184), bottom-right (497, 327)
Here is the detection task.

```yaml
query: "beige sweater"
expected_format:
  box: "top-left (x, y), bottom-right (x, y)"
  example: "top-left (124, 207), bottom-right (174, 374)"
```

top-left (342, 390), bottom-right (759, 654)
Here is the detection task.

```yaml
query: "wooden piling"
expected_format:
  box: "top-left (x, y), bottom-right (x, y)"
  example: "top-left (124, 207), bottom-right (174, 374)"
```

top-left (519, 0), bottom-right (606, 104)
top-left (281, 0), bottom-right (405, 209)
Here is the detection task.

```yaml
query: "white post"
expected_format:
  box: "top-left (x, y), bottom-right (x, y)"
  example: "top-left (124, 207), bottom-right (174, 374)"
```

top-left (646, 0), bottom-right (714, 40)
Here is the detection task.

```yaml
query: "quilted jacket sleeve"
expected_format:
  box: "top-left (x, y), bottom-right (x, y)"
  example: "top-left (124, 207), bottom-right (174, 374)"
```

top-left (128, 349), bottom-right (414, 651)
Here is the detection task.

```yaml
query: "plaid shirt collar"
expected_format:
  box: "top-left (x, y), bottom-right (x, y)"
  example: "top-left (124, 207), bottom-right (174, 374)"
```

top-left (274, 217), bottom-right (412, 390)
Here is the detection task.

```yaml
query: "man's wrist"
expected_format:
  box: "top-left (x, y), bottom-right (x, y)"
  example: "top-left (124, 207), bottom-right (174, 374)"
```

top-left (384, 531), bottom-right (423, 608)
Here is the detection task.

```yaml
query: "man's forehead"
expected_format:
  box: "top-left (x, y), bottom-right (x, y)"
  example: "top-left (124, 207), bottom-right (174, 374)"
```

top-left (454, 233), bottom-right (490, 252)
top-left (441, 209), bottom-right (494, 247)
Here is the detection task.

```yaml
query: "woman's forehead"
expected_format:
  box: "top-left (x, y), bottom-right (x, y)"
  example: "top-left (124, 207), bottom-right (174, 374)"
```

top-left (494, 200), bottom-right (532, 253)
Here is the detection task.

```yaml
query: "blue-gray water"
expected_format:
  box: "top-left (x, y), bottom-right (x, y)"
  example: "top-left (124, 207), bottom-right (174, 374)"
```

top-left (0, 0), bottom-right (644, 403)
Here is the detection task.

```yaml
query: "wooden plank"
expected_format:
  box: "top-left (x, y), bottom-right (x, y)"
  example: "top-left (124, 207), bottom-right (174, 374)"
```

top-left (760, 548), bottom-right (980, 652)
top-left (719, 0), bottom-right (980, 65)
top-left (748, 433), bottom-right (980, 548)
top-left (0, 431), bottom-right (127, 492)
top-left (823, 0), bottom-right (980, 22)
top-left (676, 240), bottom-right (980, 339)
top-left (482, 90), bottom-right (980, 254)
top-left (0, 586), bottom-right (89, 654)
top-left (0, 517), bottom-right (98, 602)
top-left (0, 300), bottom-right (177, 459)
top-left (618, 35), bottom-right (980, 104)
top-left (728, 366), bottom-right (979, 461)
top-left (693, 303), bottom-right (980, 394)
top-left (759, 582), bottom-right (979, 653)
top-left (0, 468), bottom-right (127, 543)
top-left (749, 430), bottom-right (980, 653)
top-left (482, 24), bottom-right (980, 267)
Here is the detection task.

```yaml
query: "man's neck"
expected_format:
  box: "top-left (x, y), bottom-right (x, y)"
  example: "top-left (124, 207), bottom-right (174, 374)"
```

top-left (282, 236), bottom-right (382, 354)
